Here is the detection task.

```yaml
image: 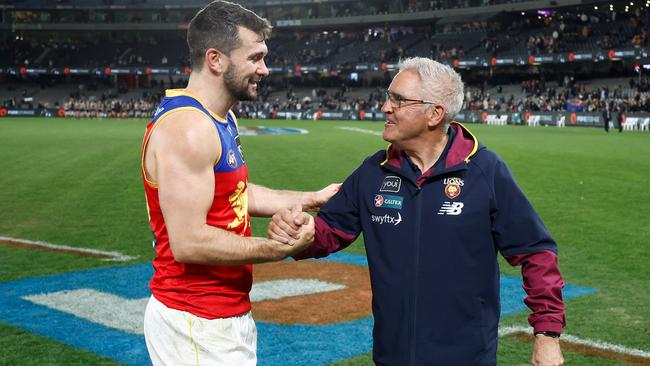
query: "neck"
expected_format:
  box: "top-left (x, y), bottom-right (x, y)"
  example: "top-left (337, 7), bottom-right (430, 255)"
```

top-left (402, 131), bottom-right (449, 173)
top-left (185, 69), bottom-right (235, 117)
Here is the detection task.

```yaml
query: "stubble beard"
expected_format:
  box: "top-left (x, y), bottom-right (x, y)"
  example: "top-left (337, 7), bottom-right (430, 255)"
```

top-left (224, 65), bottom-right (257, 102)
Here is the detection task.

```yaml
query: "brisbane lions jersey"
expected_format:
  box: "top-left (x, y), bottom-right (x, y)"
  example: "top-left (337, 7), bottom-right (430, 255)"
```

top-left (142, 89), bottom-right (251, 319)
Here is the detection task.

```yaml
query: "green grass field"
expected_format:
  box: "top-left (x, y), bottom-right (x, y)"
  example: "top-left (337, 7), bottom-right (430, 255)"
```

top-left (0, 117), bottom-right (649, 365)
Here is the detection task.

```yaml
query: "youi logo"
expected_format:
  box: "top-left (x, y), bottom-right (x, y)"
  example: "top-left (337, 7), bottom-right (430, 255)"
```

top-left (379, 176), bottom-right (401, 193)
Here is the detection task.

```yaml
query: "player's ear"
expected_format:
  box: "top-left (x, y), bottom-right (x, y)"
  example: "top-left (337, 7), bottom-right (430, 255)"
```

top-left (205, 48), bottom-right (227, 75)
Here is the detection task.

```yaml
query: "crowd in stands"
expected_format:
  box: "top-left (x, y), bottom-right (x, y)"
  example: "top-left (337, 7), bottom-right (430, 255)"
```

top-left (4, 75), bottom-right (649, 119)
top-left (3, 5), bottom-right (649, 69)
top-left (464, 76), bottom-right (650, 113)
top-left (61, 93), bottom-right (159, 118)
top-left (230, 76), bottom-right (650, 118)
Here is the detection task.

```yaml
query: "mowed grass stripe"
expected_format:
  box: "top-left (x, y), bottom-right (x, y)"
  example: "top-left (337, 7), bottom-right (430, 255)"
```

top-left (0, 117), bottom-right (649, 365)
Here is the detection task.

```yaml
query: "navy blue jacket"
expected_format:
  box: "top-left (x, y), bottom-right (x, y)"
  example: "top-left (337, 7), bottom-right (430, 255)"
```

top-left (295, 123), bottom-right (565, 366)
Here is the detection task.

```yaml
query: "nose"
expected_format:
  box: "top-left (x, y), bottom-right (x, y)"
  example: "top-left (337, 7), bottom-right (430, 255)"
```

top-left (257, 59), bottom-right (269, 77)
top-left (381, 99), bottom-right (392, 113)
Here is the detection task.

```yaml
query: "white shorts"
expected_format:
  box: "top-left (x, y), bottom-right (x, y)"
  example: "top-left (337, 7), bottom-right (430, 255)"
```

top-left (144, 295), bottom-right (257, 366)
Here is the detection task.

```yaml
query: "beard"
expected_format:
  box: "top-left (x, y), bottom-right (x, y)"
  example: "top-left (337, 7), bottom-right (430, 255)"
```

top-left (224, 65), bottom-right (257, 101)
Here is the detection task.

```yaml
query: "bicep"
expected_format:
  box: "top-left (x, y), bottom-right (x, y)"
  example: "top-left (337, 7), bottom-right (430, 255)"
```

top-left (154, 113), bottom-right (219, 246)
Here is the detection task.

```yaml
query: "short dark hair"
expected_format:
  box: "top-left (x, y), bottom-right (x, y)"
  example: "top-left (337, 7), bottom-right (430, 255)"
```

top-left (187, 0), bottom-right (272, 70)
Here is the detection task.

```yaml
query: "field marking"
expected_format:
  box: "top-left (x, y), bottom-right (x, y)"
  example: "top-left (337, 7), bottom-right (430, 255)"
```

top-left (336, 126), bottom-right (383, 136)
top-left (250, 279), bottom-right (345, 302)
top-left (0, 236), bottom-right (136, 262)
top-left (22, 279), bottom-right (347, 334)
top-left (501, 325), bottom-right (650, 364)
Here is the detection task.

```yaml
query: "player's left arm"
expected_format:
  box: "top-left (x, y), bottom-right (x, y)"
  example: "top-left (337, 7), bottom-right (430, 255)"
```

top-left (490, 158), bottom-right (565, 365)
top-left (229, 110), bottom-right (340, 217)
top-left (248, 183), bottom-right (340, 217)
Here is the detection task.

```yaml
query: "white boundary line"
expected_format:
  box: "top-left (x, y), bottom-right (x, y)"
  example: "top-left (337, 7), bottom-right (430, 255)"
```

top-left (500, 325), bottom-right (650, 359)
top-left (336, 126), bottom-right (383, 136)
top-left (0, 236), bottom-right (137, 262)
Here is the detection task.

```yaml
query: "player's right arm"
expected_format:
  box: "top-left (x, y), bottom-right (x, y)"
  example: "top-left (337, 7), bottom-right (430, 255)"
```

top-left (147, 110), bottom-right (311, 265)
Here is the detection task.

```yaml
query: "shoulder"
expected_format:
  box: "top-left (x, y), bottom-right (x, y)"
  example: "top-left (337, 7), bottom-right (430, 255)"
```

top-left (368, 148), bottom-right (391, 165)
top-left (467, 144), bottom-right (503, 170)
top-left (151, 109), bottom-right (220, 164)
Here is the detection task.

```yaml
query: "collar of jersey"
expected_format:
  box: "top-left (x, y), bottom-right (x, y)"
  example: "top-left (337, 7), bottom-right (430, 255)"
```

top-left (165, 89), bottom-right (227, 123)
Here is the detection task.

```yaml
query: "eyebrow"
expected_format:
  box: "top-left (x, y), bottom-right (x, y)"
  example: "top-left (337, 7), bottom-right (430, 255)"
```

top-left (389, 90), bottom-right (406, 99)
top-left (248, 51), bottom-right (266, 60)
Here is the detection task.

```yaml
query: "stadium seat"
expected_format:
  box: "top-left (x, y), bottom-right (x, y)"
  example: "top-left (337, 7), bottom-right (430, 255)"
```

top-left (623, 118), bottom-right (637, 131)
top-left (527, 115), bottom-right (540, 127)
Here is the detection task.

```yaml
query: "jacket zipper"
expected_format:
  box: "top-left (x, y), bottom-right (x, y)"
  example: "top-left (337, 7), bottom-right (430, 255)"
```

top-left (409, 185), bottom-right (423, 366)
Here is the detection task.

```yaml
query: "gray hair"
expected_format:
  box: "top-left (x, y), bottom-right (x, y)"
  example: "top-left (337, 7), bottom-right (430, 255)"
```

top-left (398, 57), bottom-right (464, 130)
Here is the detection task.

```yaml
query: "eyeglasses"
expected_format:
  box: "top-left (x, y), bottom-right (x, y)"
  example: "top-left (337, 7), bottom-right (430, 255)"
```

top-left (384, 90), bottom-right (436, 109)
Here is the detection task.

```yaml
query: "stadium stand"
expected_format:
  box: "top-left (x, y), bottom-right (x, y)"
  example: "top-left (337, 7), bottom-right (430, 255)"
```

top-left (1, 0), bottom-right (649, 125)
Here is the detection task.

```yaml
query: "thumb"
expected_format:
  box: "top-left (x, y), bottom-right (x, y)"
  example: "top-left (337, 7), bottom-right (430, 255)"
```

top-left (291, 203), bottom-right (303, 215)
top-left (294, 212), bottom-right (310, 226)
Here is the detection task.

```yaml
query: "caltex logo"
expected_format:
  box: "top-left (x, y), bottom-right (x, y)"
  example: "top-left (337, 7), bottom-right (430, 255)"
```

top-left (373, 194), bottom-right (403, 209)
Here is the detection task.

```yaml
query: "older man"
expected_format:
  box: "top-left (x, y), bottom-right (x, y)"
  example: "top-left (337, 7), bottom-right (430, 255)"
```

top-left (270, 57), bottom-right (565, 366)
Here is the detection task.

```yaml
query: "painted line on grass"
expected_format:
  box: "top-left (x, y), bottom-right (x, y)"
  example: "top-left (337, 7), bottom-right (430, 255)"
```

top-left (23, 279), bottom-right (346, 335)
top-left (501, 326), bottom-right (650, 365)
top-left (0, 252), bottom-right (596, 366)
top-left (336, 126), bottom-right (383, 136)
top-left (0, 236), bottom-right (136, 262)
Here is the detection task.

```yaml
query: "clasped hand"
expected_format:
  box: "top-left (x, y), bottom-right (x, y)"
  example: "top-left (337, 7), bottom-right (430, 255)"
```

top-left (268, 204), bottom-right (315, 250)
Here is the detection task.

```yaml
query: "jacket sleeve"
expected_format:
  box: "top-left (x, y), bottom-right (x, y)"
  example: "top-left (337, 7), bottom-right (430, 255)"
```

top-left (490, 158), bottom-right (566, 333)
top-left (293, 165), bottom-right (362, 260)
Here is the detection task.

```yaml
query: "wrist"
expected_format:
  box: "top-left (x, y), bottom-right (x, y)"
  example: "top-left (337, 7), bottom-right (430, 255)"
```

top-left (534, 331), bottom-right (561, 338)
top-left (302, 191), bottom-right (317, 211)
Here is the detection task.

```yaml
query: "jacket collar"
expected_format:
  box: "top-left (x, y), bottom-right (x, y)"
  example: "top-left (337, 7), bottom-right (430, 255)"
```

top-left (380, 122), bottom-right (479, 183)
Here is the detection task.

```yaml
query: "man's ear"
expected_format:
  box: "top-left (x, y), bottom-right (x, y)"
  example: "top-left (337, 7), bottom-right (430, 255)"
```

top-left (205, 48), bottom-right (227, 75)
top-left (426, 105), bottom-right (446, 128)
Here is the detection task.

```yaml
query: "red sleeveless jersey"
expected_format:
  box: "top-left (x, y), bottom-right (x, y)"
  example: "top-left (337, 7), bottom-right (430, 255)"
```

top-left (142, 89), bottom-right (252, 319)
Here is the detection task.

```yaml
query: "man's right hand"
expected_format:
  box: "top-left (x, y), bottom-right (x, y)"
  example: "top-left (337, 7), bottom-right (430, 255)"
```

top-left (269, 208), bottom-right (315, 258)
top-left (268, 204), bottom-right (311, 244)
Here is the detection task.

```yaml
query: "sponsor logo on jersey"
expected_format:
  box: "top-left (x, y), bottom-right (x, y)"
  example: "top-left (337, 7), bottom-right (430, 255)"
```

top-left (234, 135), bottom-right (245, 162)
top-left (371, 212), bottom-right (403, 225)
top-left (379, 176), bottom-right (401, 193)
top-left (154, 106), bottom-right (164, 117)
top-left (227, 149), bottom-right (238, 168)
top-left (373, 194), bottom-right (403, 209)
top-left (437, 202), bottom-right (464, 215)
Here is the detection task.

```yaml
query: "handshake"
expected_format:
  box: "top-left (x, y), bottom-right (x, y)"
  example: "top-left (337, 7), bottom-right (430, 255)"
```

top-left (267, 204), bottom-right (316, 257)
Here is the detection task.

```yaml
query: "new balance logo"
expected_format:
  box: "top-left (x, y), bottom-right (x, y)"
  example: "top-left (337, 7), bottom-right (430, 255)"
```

top-left (437, 202), bottom-right (464, 215)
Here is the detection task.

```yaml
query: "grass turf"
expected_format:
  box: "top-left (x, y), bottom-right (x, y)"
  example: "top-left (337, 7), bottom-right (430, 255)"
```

top-left (0, 117), bottom-right (649, 365)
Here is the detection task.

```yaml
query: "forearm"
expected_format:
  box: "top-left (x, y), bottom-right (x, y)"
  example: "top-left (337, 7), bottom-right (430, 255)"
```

top-left (504, 250), bottom-right (566, 333)
top-left (248, 183), bottom-right (314, 217)
top-left (170, 224), bottom-right (287, 265)
top-left (293, 216), bottom-right (357, 260)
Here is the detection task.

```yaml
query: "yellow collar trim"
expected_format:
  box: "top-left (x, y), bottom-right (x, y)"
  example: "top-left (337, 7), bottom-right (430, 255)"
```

top-left (165, 89), bottom-right (227, 123)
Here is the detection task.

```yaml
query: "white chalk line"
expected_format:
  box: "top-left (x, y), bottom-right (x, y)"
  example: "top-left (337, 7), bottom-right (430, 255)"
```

top-left (336, 126), bottom-right (383, 136)
top-left (500, 325), bottom-right (650, 359)
top-left (0, 236), bottom-right (137, 262)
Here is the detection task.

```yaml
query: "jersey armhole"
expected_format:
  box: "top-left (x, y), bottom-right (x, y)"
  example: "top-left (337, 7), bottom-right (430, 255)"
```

top-left (142, 107), bottom-right (222, 187)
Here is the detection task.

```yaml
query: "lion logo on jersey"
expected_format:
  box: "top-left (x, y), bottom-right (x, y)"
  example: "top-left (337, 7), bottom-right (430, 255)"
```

top-left (227, 180), bottom-right (249, 231)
